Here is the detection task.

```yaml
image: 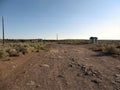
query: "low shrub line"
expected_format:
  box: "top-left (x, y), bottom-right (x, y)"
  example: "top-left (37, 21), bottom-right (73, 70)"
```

top-left (91, 42), bottom-right (120, 56)
top-left (0, 42), bottom-right (47, 58)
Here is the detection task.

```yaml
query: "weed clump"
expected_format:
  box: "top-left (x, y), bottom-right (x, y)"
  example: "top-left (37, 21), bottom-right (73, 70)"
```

top-left (102, 45), bottom-right (120, 55)
top-left (91, 41), bottom-right (120, 56)
top-left (7, 49), bottom-right (20, 57)
top-left (0, 48), bottom-right (8, 58)
top-left (0, 42), bottom-right (47, 58)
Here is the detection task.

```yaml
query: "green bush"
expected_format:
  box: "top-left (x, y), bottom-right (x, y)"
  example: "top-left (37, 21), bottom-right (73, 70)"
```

top-left (16, 46), bottom-right (31, 55)
top-left (102, 45), bottom-right (120, 55)
top-left (0, 42), bottom-right (47, 58)
top-left (29, 43), bottom-right (46, 52)
top-left (7, 49), bottom-right (20, 57)
top-left (0, 48), bottom-right (9, 58)
top-left (91, 41), bottom-right (120, 56)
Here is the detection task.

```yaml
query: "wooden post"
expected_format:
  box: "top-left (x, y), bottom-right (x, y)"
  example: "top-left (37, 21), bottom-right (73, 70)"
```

top-left (2, 16), bottom-right (5, 46)
top-left (56, 33), bottom-right (58, 41)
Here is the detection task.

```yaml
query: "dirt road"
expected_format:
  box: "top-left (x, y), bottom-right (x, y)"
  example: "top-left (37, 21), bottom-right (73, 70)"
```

top-left (0, 44), bottom-right (120, 90)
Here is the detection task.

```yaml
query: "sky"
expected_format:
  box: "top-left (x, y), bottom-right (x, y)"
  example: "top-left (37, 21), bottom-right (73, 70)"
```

top-left (0, 0), bottom-right (120, 40)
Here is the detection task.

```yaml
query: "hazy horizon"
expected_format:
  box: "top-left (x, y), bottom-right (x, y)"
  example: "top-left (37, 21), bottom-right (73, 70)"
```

top-left (0, 0), bottom-right (120, 40)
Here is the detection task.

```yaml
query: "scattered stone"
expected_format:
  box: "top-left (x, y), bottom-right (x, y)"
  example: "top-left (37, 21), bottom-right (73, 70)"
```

top-left (39, 65), bottom-right (42, 67)
top-left (2, 58), bottom-right (11, 61)
top-left (91, 79), bottom-right (101, 84)
top-left (58, 75), bottom-right (64, 78)
top-left (64, 51), bottom-right (67, 53)
top-left (50, 49), bottom-right (58, 53)
top-left (70, 58), bottom-right (75, 62)
top-left (36, 85), bottom-right (40, 88)
top-left (12, 65), bottom-right (16, 68)
top-left (39, 64), bottom-right (50, 68)
top-left (27, 81), bottom-right (35, 86)
top-left (77, 63), bottom-right (81, 67)
top-left (80, 64), bottom-right (101, 78)
top-left (115, 74), bottom-right (120, 77)
top-left (42, 64), bottom-right (50, 67)
top-left (111, 81), bottom-right (116, 84)
top-left (116, 66), bottom-right (120, 70)
top-left (68, 64), bottom-right (72, 67)
top-left (85, 58), bottom-right (89, 60)
top-left (115, 74), bottom-right (120, 83)
top-left (22, 71), bottom-right (26, 74)
top-left (76, 73), bottom-right (81, 77)
top-left (115, 79), bottom-right (120, 83)
top-left (58, 56), bottom-right (63, 59)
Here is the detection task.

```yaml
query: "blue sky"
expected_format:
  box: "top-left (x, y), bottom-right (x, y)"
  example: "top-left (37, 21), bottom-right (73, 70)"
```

top-left (0, 0), bottom-right (120, 39)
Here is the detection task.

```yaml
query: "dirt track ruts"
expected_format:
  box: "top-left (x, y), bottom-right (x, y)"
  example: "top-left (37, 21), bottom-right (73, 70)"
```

top-left (0, 44), bottom-right (120, 90)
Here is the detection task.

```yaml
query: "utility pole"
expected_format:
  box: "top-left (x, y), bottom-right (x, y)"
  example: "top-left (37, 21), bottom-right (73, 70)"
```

top-left (2, 16), bottom-right (5, 46)
top-left (56, 33), bottom-right (58, 41)
top-left (56, 33), bottom-right (59, 44)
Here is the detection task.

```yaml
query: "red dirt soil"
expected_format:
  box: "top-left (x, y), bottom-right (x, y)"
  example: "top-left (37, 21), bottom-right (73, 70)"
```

top-left (0, 44), bottom-right (120, 90)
